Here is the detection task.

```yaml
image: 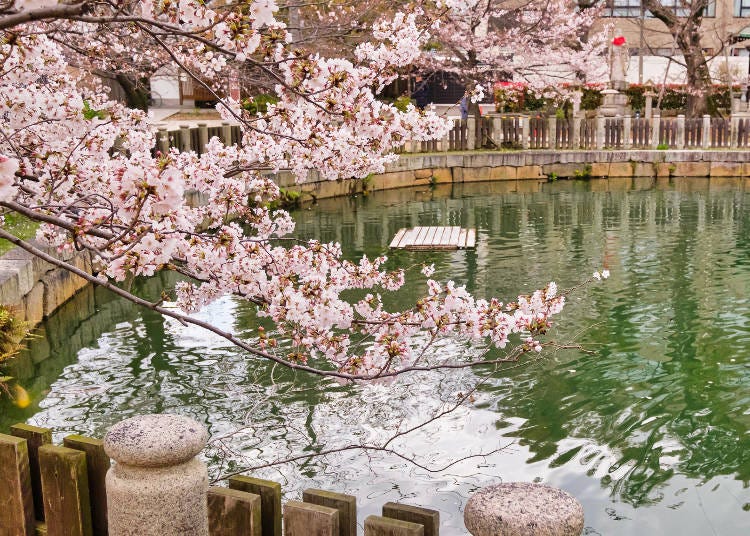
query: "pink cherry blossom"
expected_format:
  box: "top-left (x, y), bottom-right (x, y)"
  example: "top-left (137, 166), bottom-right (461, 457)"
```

top-left (0, 1), bottom-right (607, 378)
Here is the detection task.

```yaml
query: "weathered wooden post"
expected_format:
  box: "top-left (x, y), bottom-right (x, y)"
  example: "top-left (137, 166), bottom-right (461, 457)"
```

top-left (676, 114), bottom-right (686, 149)
top-left (731, 113), bottom-right (740, 149)
top-left (39, 445), bottom-right (93, 536)
top-left (207, 486), bottom-right (262, 536)
top-left (702, 114), bottom-right (711, 149)
top-left (382, 503), bottom-right (439, 536)
top-left (228, 475), bottom-right (282, 536)
top-left (284, 501), bottom-right (339, 536)
top-left (0, 433), bottom-right (35, 536)
top-left (364, 516), bottom-right (424, 536)
top-left (464, 482), bottom-right (584, 536)
top-left (64, 435), bottom-right (111, 536)
top-left (303, 489), bottom-right (357, 536)
top-left (11, 423), bottom-right (51, 521)
top-left (104, 414), bottom-right (209, 536)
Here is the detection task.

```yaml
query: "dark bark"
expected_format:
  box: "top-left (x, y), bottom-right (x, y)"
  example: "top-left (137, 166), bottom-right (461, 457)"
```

top-left (642, 0), bottom-right (712, 117)
top-left (115, 74), bottom-right (150, 112)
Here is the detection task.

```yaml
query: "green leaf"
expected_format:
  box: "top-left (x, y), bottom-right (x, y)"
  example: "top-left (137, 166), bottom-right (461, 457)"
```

top-left (82, 100), bottom-right (108, 121)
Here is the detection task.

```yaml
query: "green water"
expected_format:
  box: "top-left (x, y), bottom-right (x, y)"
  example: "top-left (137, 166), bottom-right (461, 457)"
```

top-left (2, 177), bottom-right (750, 534)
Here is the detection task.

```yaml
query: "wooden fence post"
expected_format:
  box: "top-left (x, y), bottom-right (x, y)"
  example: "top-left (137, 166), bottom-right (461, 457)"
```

top-left (283, 501), bottom-right (339, 536)
top-left (104, 414), bottom-right (209, 536)
top-left (676, 115), bottom-right (686, 149)
top-left (303, 489), bottom-right (356, 536)
top-left (702, 114), bottom-right (711, 149)
top-left (38, 445), bottom-right (93, 536)
top-left (229, 476), bottom-right (282, 536)
top-left (208, 486), bottom-right (262, 536)
top-left (364, 516), bottom-right (423, 536)
top-left (731, 114), bottom-right (739, 149)
top-left (382, 503), bottom-right (439, 536)
top-left (0, 433), bottom-right (35, 536)
top-left (11, 424), bottom-right (51, 521)
top-left (63, 435), bottom-right (110, 536)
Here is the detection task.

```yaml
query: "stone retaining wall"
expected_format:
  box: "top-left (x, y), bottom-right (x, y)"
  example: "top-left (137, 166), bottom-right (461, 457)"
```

top-left (0, 244), bottom-right (91, 327)
top-left (4, 149), bottom-right (750, 327)
top-left (275, 150), bottom-right (750, 201)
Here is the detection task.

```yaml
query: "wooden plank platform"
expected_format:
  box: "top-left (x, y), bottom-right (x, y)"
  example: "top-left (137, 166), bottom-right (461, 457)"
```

top-left (389, 226), bottom-right (476, 250)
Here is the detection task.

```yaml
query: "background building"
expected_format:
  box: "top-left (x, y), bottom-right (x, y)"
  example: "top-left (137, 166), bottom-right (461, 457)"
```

top-left (592, 0), bottom-right (750, 85)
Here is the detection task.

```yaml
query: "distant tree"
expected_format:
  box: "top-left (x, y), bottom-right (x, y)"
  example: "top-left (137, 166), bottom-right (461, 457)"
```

top-left (421, 0), bottom-right (609, 107)
top-left (641, 0), bottom-right (713, 117)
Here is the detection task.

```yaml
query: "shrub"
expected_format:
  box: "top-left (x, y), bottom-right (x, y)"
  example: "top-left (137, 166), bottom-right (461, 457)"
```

top-left (242, 93), bottom-right (280, 115)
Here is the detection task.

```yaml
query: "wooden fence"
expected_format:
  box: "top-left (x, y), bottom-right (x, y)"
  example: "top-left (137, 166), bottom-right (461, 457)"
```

top-left (154, 114), bottom-right (750, 157)
top-left (0, 424), bottom-right (439, 536)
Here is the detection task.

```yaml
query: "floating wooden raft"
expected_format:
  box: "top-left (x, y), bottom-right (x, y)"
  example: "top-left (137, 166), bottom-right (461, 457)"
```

top-left (389, 226), bottom-right (476, 250)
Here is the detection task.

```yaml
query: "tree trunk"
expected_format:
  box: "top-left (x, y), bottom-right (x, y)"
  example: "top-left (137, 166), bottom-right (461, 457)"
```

top-left (676, 23), bottom-right (711, 117)
top-left (116, 74), bottom-right (150, 112)
top-left (642, 0), bottom-right (713, 118)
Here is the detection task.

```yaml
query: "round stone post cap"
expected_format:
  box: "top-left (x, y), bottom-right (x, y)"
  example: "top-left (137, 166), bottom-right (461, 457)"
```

top-left (464, 482), bottom-right (584, 536)
top-left (104, 414), bottom-right (208, 468)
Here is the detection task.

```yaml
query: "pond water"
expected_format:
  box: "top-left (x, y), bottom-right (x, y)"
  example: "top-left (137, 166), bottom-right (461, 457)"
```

top-left (2, 177), bottom-right (750, 534)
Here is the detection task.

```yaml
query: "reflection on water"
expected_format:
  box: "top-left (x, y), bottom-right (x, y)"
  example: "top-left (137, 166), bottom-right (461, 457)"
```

top-left (3, 177), bottom-right (750, 534)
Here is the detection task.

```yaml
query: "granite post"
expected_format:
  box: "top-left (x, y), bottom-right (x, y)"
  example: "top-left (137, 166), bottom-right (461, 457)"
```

top-left (464, 482), bottom-right (584, 536)
top-left (676, 114), bottom-right (686, 149)
top-left (104, 414), bottom-right (210, 536)
top-left (623, 115), bottom-right (632, 149)
top-left (702, 114), bottom-right (711, 149)
top-left (596, 116), bottom-right (606, 149)
top-left (644, 90), bottom-right (655, 119)
top-left (179, 125), bottom-right (192, 152)
top-left (548, 116), bottom-right (557, 149)
top-left (157, 126), bottom-right (170, 155)
top-left (651, 115), bottom-right (661, 149)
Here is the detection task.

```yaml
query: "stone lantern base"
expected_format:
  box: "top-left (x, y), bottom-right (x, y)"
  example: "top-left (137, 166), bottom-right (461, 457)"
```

top-left (599, 89), bottom-right (630, 117)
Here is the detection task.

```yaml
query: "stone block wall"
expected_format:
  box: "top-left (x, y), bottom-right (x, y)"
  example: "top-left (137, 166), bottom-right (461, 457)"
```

top-left (268, 150), bottom-right (750, 202)
top-left (0, 243), bottom-right (91, 327)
